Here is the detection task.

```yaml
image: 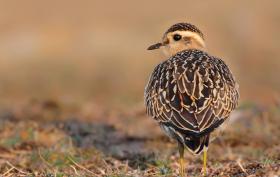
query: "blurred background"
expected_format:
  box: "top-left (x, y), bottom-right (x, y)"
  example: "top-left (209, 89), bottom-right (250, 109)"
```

top-left (0, 0), bottom-right (280, 108)
top-left (0, 1), bottom-right (279, 176)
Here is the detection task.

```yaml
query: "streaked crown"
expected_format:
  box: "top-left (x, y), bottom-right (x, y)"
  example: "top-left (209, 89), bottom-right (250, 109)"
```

top-left (163, 23), bottom-right (204, 40)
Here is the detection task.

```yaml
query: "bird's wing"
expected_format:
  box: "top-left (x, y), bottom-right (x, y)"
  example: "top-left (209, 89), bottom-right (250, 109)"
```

top-left (144, 50), bottom-right (239, 137)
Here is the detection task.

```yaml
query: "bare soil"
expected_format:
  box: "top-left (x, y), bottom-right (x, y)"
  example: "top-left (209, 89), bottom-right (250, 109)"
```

top-left (0, 100), bottom-right (279, 176)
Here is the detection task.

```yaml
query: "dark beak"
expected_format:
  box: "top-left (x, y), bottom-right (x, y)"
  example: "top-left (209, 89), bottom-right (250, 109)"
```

top-left (147, 42), bottom-right (162, 50)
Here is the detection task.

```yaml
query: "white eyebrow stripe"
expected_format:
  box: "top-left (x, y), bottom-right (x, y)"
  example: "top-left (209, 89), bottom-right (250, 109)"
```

top-left (170, 31), bottom-right (206, 48)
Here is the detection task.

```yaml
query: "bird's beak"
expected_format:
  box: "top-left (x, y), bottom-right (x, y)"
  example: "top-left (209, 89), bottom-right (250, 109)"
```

top-left (147, 42), bottom-right (162, 50)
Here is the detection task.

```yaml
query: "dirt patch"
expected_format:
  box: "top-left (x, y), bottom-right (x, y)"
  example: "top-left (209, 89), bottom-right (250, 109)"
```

top-left (0, 100), bottom-right (279, 176)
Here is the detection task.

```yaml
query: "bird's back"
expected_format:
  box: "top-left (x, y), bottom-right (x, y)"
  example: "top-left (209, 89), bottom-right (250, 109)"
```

top-left (144, 49), bottom-right (239, 154)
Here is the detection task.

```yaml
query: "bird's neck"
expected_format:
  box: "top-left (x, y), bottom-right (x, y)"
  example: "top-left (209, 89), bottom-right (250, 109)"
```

top-left (163, 46), bottom-right (206, 58)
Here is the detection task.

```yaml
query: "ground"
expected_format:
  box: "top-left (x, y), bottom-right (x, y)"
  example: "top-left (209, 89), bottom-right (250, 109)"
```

top-left (0, 100), bottom-right (279, 177)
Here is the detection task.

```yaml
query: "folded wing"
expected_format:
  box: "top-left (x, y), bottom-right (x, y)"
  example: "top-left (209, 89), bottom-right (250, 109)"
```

top-left (144, 50), bottom-right (239, 138)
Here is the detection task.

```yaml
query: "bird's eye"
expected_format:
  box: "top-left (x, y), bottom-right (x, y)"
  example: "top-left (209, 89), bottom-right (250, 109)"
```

top-left (173, 34), bottom-right (182, 41)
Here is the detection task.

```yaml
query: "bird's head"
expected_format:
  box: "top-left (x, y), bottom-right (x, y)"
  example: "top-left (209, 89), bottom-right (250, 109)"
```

top-left (147, 23), bottom-right (206, 57)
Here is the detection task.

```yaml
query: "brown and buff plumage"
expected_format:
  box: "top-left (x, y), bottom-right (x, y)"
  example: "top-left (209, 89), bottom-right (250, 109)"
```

top-left (144, 23), bottom-right (239, 176)
top-left (145, 49), bottom-right (239, 153)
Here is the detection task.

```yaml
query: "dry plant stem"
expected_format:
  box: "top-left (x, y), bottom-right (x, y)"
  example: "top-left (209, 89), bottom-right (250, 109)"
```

top-left (70, 165), bottom-right (80, 175)
top-left (5, 161), bottom-right (29, 175)
top-left (237, 158), bottom-right (248, 175)
top-left (2, 167), bottom-right (15, 176)
top-left (38, 148), bottom-right (53, 168)
top-left (67, 156), bottom-right (96, 175)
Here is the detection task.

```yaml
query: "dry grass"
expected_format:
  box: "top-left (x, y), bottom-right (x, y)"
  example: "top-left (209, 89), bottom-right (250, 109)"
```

top-left (0, 100), bottom-right (279, 176)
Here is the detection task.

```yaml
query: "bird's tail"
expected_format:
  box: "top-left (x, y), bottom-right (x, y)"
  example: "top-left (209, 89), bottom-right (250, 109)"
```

top-left (184, 134), bottom-right (210, 155)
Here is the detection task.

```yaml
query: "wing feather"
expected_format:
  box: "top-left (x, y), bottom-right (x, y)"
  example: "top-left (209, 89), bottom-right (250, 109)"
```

top-left (144, 50), bottom-right (239, 137)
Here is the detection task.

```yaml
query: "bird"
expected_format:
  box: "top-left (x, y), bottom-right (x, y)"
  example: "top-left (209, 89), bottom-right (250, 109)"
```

top-left (144, 22), bottom-right (239, 176)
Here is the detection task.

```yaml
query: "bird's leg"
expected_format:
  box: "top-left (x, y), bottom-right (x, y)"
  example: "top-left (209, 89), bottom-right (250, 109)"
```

top-left (203, 147), bottom-right (207, 176)
top-left (178, 141), bottom-right (185, 177)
